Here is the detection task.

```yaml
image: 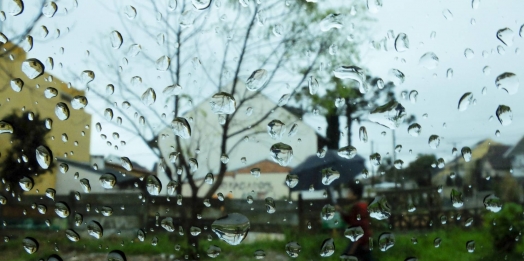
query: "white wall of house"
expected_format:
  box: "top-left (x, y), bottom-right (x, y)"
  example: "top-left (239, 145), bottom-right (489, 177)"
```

top-left (205, 172), bottom-right (289, 200)
top-left (156, 88), bottom-right (317, 198)
top-left (55, 160), bottom-right (140, 195)
top-left (510, 155), bottom-right (524, 178)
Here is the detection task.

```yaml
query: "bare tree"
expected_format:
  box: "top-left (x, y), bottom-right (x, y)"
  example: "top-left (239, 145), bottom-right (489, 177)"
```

top-left (80, 0), bottom-right (373, 254)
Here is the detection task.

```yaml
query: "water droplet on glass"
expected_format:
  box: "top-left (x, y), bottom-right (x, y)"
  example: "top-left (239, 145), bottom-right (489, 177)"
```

top-left (368, 196), bottom-right (391, 220)
top-left (107, 250), bottom-right (126, 261)
top-left (359, 127), bottom-right (368, 143)
top-left (42, 1), bottom-right (57, 17)
top-left (210, 92), bottom-right (236, 114)
top-left (22, 237), bottom-right (38, 254)
top-left (55, 202), bottom-right (70, 218)
top-left (137, 229), bottom-right (146, 242)
top-left (370, 153), bottom-right (381, 166)
top-left (180, 9), bottom-right (195, 27)
top-left (394, 33), bottom-right (409, 52)
top-left (211, 213), bottom-right (250, 245)
top-left (10, 78), bottom-right (23, 92)
top-left (128, 44), bottom-right (141, 56)
top-left (19, 176), bottom-right (33, 191)
top-left (319, 238), bottom-right (335, 257)
top-left (497, 28), bottom-right (514, 46)
top-left (419, 52), bottom-right (439, 69)
top-left (285, 242), bottom-right (301, 257)
top-left (155, 55), bottom-right (170, 71)
top-left (81, 70), bottom-right (95, 85)
top-left (450, 189), bottom-right (463, 208)
top-left (333, 66), bottom-right (367, 93)
top-left (388, 69), bottom-right (405, 86)
top-left (466, 240), bottom-right (475, 253)
top-left (472, 0), bottom-right (480, 9)
top-left (378, 233), bottom-right (395, 251)
top-left (65, 229), bottom-right (80, 242)
top-left (254, 250), bottom-right (266, 259)
top-left (7, 0), bottom-right (24, 16)
top-left (367, 0), bottom-right (382, 13)
top-left (21, 59), bottom-right (44, 79)
top-left (446, 68), bottom-right (454, 79)
top-left (45, 188), bottom-right (56, 200)
top-left (110, 31), bottom-right (123, 49)
top-left (146, 175), bottom-right (162, 196)
top-left (161, 217), bottom-right (175, 232)
top-left (265, 197), bottom-right (276, 213)
top-left (0, 121), bottom-right (14, 134)
top-left (246, 69), bottom-right (269, 91)
top-left (496, 105), bottom-right (512, 126)
top-left (171, 117), bottom-right (191, 139)
top-left (460, 147), bottom-right (472, 162)
top-left (442, 9), bottom-right (453, 20)
top-left (270, 143), bottom-right (293, 166)
top-left (124, 5), bottom-right (137, 19)
top-left (308, 76), bottom-right (320, 94)
top-left (141, 88), bottom-right (156, 106)
top-left (319, 13), bottom-right (343, 32)
top-left (483, 194), bottom-right (502, 212)
top-left (207, 245), bottom-right (221, 258)
top-left (338, 146), bottom-right (357, 159)
top-left (495, 72), bottom-right (519, 95)
top-left (464, 48), bottom-right (475, 59)
top-left (457, 92), bottom-right (473, 111)
top-left (409, 90), bottom-right (418, 103)
top-left (36, 145), bottom-right (52, 169)
top-left (345, 226), bottom-right (364, 242)
top-left (87, 220), bottom-right (103, 239)
top-left (80, 178), bottom-right (91, 193)
top-left (428, 135), bottom-right (440, 149)
top-left (71, 96), bottom-right (88, 110)
top-left (99, 173), bottom-right (116, 189)
top-left (267, 120), bottom-right (286, 140)
top-left (369, 101), bottom-right (406, 129)
top-left (321, 168), bottom-right (340, 185)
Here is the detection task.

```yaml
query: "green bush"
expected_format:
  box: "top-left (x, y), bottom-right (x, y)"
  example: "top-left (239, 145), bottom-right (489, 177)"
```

top-left (484, 202), bottom-right (524, 253)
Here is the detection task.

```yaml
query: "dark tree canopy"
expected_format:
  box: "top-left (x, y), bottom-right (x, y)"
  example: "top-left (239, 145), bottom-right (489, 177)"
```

top-left (0, 112), bottom-right (53, 191)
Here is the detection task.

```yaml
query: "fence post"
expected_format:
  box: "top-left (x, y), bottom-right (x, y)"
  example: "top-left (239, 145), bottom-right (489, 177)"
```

top-left (298, 193), bottom-right (304, 233)
top-left (68, 191), bottom-right (76, 229)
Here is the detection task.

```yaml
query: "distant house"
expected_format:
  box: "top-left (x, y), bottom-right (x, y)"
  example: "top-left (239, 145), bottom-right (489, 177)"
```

top-left (211, 160), bottom-right (292, 200)
top-left (432, 139), bottom-right (511, 205)
top-left (54, 155), bottom-right (149, 195)
top-left (0, 42), bottom-right (92, 194)
top-left (156, 80), bottom-right (318, 197)
top-left (504, 135), bottom-right (524, 178)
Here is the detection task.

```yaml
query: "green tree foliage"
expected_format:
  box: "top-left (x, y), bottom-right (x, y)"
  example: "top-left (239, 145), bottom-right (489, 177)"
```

top-left (402, 154), bottom-right (437, 187)
top-left (288, 5), bottom-right (398, 149)
top-left (0, 112), bottom-right (53, 192)
top-left (484, 202), bottom-right (524, 254)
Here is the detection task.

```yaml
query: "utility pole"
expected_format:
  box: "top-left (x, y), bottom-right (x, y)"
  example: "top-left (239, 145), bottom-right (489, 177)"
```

top-left (370, 140), bottom-right (375, 188)
top-left (392, 130), bottom-right (399, 189)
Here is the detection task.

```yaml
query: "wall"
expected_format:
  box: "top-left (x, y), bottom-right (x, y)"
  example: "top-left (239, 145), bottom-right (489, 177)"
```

top-left (0, 43), bottom-right (91, 194)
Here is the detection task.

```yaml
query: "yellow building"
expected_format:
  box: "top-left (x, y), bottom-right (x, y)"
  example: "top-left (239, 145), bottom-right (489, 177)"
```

top-left (0, 42), bottom-right (91, 194)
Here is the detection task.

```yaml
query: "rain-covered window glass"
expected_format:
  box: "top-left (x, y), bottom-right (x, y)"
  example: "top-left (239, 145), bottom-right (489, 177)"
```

top-left (0, 0), bottom-right (523, 260)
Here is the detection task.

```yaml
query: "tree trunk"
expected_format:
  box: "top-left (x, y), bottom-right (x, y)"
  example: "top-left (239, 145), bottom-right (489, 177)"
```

top-left (187, 189), bottom-right (201, 258)
top-left (345, 104), bottom-right (354, 147)
top-left (325, 113), bottom-right (340, 150)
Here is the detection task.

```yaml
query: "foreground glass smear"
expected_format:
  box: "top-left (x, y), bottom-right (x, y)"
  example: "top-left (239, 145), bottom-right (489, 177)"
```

top-left (0, 0), bottom-right (523, 260)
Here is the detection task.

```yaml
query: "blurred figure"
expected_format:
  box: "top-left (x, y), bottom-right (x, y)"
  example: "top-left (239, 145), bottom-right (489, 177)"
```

top-left (335, 182), bottom-right (374, 261)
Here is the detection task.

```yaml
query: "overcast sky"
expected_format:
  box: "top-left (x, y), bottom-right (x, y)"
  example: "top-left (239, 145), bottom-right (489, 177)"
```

top-left (5, 0), bottom-right (524, 172)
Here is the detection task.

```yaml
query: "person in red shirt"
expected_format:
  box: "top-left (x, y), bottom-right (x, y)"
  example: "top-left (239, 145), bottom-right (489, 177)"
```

top-left (335, 182), bottom-right (374, 261)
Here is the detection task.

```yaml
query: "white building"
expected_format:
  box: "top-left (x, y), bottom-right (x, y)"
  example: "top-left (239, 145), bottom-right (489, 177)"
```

top-left (156, 80), bottom-right (318, 197)
top-left (54, 155), bottom-right (148, 195)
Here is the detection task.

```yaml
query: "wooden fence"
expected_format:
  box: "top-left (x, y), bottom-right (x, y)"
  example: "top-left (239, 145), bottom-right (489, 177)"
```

top-left (0, 187), bottom-right (485, 233)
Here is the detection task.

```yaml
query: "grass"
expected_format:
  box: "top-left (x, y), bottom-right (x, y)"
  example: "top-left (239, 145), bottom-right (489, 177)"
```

top-left (0, 226), bottom-right (522, 260)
